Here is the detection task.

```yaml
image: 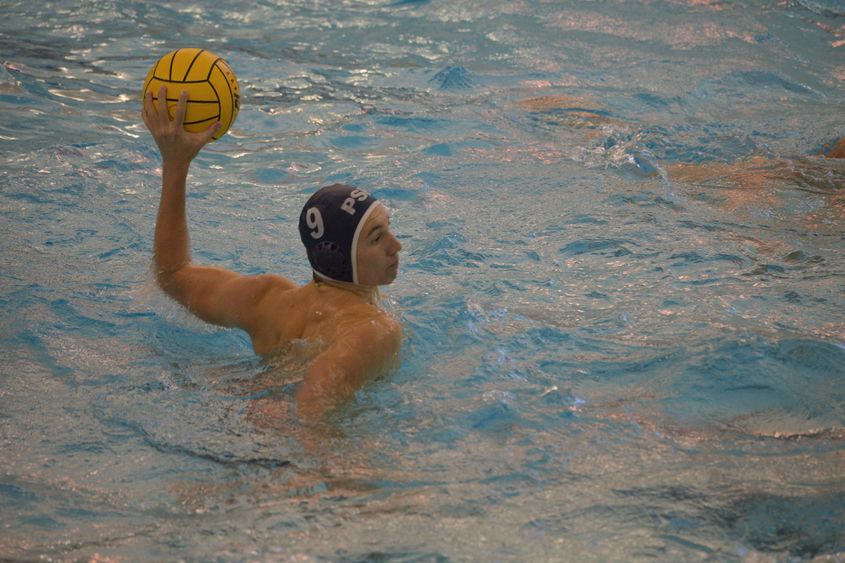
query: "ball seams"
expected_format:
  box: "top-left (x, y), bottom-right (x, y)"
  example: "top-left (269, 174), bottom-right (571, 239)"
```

top-left (182, 48), bottom-right (206, 82)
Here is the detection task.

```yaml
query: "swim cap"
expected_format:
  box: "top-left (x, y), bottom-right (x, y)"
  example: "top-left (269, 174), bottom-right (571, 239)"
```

top-left (298, 183), bottom-right (379, 284)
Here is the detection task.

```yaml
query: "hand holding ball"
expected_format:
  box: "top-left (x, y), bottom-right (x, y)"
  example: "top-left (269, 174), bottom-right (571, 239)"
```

top-left (142, 48), bottom-right (240, 140)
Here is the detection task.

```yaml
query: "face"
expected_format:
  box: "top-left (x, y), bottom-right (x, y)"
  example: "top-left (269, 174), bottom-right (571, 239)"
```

top-left (355, 204), bottom-right (402, 286)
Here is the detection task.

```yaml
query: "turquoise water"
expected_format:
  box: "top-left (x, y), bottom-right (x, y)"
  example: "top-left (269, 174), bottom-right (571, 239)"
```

top-left (2, 0), bottom-right (844, 560)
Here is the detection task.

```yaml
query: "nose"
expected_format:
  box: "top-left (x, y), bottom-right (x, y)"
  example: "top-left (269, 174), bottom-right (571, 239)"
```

top-left (387, 232), bottom-right (402, 255)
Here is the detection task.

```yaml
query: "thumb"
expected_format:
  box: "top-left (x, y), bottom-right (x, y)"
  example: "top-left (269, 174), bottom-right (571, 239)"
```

top-left (201, 121), bottom-right (223, 143)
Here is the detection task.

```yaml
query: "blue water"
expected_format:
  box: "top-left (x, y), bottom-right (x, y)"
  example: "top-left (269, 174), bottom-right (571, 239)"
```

top-left (1, 0), bottom-right (844, 560)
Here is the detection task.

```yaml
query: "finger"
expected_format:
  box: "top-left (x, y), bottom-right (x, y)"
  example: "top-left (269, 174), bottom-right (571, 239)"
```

top-left (173, 90), bottom-right (189, 126)
top-left (198, 121), bottom-right (223, 145)
top-left (141, 91), bottom-right (154, 129)
top-left (156, 85), bottom-right (170, 123)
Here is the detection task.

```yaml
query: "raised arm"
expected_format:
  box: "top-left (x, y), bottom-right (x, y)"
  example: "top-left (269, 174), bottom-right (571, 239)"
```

top-left (142, 87), bottom-right (295, 333)
top-left (143, 87), bottom-right (219, 277)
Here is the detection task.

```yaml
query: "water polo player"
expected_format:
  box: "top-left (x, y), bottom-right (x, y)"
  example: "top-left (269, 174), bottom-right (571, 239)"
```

top-left (142, 87), bottom-right (403, 421)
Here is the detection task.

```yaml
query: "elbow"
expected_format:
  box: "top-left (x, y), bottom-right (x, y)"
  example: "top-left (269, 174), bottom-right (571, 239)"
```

top-left (153, 263), bottom-right (187, 302)
top-left (154, 267), bottom-right (176, 294)
top-left (152, 246), bottom-right (190, 291)
top-left (154, 268), bottom-right (171, 291)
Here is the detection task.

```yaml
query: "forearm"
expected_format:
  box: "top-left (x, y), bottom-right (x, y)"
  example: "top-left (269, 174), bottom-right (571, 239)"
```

top-left (144, 87), bottom-right (219, 283)
top-left (154, 161), bottom-right (192, 281)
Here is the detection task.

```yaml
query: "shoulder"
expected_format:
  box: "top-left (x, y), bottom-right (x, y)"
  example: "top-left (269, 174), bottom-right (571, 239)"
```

top-left (344, 308), bottom-right (402, 357)
top-left (317, 307), bottom-right (402, 379)
top-left (217, 272), bottom-right (299, 334)
top-left (237, 273), bottom-right (298, 294)
top-left (226, 273), bottom-right (299, 312)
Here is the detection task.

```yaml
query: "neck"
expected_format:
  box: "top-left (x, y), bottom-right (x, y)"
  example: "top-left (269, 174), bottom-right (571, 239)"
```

top-left (313, 275), bottom-right (380, 305)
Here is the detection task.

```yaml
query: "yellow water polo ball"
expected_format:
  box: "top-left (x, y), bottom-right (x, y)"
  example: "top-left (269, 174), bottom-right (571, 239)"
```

top-left (142, 48), bottom-right (240, 140)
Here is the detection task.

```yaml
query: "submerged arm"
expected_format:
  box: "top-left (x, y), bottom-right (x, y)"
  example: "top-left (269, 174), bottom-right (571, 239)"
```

top-left (295, 316), bottom-right (402, 421)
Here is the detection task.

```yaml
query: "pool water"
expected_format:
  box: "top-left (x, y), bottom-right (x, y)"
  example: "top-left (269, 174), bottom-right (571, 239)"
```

top-left (1, 0), bottom-right (844, 560)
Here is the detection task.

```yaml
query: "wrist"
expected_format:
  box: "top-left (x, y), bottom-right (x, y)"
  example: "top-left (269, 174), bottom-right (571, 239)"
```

top-left (162, 159), bottom-right (191, 177)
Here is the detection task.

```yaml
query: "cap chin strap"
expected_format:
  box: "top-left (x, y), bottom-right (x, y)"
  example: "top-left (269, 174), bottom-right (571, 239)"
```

top-left (312, 269), bottom-right (345, 284)
top-left (349, 203), bottom-right (380, 285)
top-left (312, 270), bottom-right (380, 304)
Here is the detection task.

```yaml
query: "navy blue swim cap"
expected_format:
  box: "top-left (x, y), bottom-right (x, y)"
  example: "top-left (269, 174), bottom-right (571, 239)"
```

top-left (298, 183), bottom-right (379, 284)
